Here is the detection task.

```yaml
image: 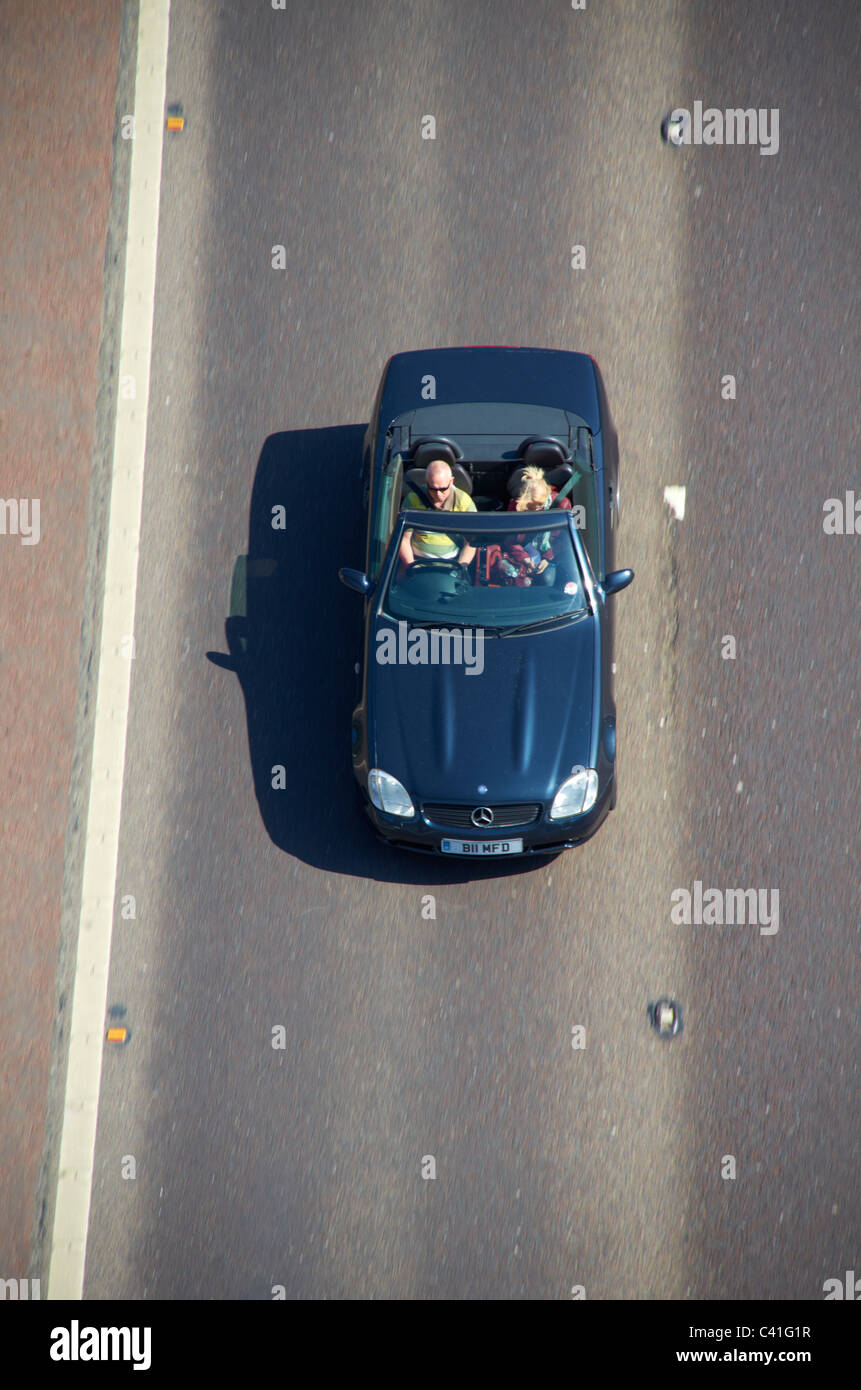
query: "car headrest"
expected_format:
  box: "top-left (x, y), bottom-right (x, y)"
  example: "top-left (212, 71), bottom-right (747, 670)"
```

top-left (507, 462), bottom-right (574, 498)
top-left (545, 464), bottom-right (575, 491)
top-left (411, 439), bottom-right (462, 471)
top-left (520, 439), bottom-right (569, 471)
top-left (403, 464), bottom-right (472, 499)
top-left (451, 463), bottom-right (472, 494)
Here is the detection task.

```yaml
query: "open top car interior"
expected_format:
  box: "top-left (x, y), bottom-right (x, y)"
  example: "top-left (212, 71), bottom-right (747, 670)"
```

top-left (366, 403), bottom-right (604, 586)
top-left (386, 512), bottom-right (589, 629)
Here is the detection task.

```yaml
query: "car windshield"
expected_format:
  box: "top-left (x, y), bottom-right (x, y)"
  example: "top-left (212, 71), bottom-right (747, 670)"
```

top-left (383, 516), bottom-right (588, 630)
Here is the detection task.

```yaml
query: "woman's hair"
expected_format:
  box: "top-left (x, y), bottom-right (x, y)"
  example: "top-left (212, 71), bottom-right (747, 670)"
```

top-left (514, 465), bottom-right (551, 511)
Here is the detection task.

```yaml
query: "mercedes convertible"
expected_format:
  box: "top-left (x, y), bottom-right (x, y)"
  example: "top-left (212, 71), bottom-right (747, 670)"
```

top-left (338, 346), bottom-right (634, 857)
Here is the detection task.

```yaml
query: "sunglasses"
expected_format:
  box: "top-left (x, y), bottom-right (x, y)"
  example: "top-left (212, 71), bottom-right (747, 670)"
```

top-left (426, 484), bottom-right (451, 493)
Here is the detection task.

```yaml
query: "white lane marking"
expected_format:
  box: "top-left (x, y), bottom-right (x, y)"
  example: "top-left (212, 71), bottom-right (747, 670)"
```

top-left (48, 0), bottom-right (171, 1300)
top-left (663, 485), bottom-right (686, 519)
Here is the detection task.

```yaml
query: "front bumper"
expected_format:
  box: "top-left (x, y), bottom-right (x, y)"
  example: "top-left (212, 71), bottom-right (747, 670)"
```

top-left (359, 777), bottom-right (615, 856)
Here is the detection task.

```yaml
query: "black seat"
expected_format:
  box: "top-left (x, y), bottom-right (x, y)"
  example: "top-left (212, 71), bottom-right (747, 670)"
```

top-left (519, 438), bottom-right (569, 470)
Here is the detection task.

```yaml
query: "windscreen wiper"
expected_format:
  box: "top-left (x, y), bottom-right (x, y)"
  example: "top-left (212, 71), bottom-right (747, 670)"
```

top-left (495, 612), bottom-right (584, 638)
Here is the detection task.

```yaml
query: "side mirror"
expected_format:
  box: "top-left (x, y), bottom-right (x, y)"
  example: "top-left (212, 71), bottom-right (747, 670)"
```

top-left (338, 567), bottom-right (374, 596)
top-left (603, 568), bottom-right (634, 597)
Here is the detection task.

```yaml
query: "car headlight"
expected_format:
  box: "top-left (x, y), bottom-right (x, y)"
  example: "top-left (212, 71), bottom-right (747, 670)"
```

top-left (368, 769), bottom-right (415, 818)
top-left (550, 767), bottom-right (599, 819)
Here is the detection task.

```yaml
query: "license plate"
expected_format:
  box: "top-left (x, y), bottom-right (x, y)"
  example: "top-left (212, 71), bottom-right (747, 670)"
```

top-left (441, 838), bottom-right (524, 856)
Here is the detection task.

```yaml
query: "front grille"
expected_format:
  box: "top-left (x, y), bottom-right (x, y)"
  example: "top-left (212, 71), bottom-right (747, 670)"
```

top-left (422, 803), bottom-right (542, 829)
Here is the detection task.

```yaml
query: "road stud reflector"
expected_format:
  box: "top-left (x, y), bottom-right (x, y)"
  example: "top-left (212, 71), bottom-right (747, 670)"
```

top-left (648, 998), bottom-right (683, 1039)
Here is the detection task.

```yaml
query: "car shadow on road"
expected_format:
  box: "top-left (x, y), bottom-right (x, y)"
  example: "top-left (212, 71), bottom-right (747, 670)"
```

top-left (206, 427), bottom-right (542, 884)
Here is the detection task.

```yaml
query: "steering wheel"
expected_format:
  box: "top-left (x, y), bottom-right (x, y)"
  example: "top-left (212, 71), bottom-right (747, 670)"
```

top-left (407, 559), bottom-right (471, 591)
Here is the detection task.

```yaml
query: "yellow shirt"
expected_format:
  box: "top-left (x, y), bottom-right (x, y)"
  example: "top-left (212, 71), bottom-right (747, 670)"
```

top-left (404, 487), bottom-right (476, 556)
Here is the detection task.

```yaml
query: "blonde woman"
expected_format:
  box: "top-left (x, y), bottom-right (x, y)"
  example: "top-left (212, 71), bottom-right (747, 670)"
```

top-left (494, 466), bottom-right (571, 585)
top-left (512, 465), bottom-right (554, 512)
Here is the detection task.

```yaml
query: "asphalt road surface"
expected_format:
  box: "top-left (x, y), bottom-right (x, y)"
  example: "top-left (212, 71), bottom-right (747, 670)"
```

top-left (35, 0), bottom-right (860, 1299)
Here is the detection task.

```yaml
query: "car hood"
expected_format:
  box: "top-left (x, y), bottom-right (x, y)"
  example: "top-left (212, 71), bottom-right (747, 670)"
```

top-left (368, 614), bottom-right (597, 803)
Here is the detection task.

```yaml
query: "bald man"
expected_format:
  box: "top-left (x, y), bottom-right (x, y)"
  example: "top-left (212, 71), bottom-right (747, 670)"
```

top-left (399, 459), bottom-right (477, 569)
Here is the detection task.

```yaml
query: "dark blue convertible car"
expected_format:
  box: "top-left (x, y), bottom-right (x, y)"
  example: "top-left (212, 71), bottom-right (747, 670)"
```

top-left (339, 346), bottom-right (633, 857)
